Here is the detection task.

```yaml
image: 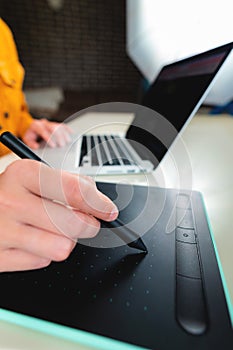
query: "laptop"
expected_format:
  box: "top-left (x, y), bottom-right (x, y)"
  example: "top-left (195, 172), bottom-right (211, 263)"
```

top-left (35, 42), bottom-right (233, 176)
top-left (0, 43), bottom-right (232, 350)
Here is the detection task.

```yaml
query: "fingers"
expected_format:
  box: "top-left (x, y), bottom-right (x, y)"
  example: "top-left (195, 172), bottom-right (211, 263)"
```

top-left (0, 159), bottom-right (119, 272)
top-left (23, 131), bottom-right (40, 149)
top-left (0, 249), bottom-right (51, 272)
top-left (46, 121), bottom-right (72, 147)
top-left (8, 192), bottom-right (101, 240)
top-left (8, 160), bottom-right (118, 222)
top-left (0, 221), bottom-right (76, 262)
top-left (24, 120), bottom-right (53, 147)
top-left (22, 127), bottom-right (40, 149)
top-left (23, 119), bottom-right (72, 149)
top-left (0, 166), bottom-right (102, 272)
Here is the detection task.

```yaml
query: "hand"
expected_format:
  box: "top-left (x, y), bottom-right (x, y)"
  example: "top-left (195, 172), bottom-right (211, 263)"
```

top-left (0, 159), bottom-right (118, 272)
top-left (22, 118), bottom-right (72, 149)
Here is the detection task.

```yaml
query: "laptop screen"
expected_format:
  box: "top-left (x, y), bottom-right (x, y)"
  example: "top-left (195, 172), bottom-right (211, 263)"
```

top-left (126, 43), bottom-right (233, 167)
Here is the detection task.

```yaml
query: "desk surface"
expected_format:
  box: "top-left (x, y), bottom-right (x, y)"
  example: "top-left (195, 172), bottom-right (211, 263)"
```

top-left (0, 112), bottom-right (232, 349)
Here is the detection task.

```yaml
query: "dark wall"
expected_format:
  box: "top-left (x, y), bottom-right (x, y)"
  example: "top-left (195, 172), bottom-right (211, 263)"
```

top-left (0, 0), bottom-right (141, 93)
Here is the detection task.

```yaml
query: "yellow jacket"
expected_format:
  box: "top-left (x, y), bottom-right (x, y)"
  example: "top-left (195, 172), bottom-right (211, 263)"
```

top-left (0, 18), bottom-right (33, 156)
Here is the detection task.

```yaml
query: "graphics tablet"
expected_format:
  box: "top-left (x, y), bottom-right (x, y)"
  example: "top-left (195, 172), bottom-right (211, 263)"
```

top-left (0, 182), bottom-right (232, 349)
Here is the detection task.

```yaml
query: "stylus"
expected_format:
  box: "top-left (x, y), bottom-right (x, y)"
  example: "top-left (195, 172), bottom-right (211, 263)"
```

top-left (100, 219), bottom-right (147, 252)
top-left (0, 131), bottom-right (148, 253)
top-left (0, 131), bottom-right (50, 165)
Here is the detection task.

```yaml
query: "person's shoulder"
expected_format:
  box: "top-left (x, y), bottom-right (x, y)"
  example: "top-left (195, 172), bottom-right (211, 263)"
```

top-left (0, 18), bottom-right (14, 38)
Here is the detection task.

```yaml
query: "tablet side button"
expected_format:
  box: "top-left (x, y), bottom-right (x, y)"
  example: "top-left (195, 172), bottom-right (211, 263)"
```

top-left (176, 274), bottom-right (208, 335)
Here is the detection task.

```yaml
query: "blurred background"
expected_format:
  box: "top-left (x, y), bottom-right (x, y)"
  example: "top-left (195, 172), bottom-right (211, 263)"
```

top-left (0, 0), bottom-right (232, 122)
top-left (0, 0), bottom-right (141, 121)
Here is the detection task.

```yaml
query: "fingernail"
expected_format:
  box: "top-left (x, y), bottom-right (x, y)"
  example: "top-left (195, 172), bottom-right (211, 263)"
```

top-left (109, 205), bottom-right (119, 220)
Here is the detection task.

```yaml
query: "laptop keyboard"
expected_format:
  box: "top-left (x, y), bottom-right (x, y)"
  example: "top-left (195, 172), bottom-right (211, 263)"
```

top-left (79, 135), bottom-right (137, 167)
top-left (175, 194), bottom-right (208, 335)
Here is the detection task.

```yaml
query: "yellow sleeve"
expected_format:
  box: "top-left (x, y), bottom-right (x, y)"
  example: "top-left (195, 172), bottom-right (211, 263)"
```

top-left (17, 92), bottom-right (34, 138)
top-left (0, 19), bottom-right (34, 156)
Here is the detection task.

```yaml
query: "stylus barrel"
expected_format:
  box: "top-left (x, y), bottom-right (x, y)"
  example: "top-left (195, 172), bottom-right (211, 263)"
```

top-left (0, 131), bottom-right (48, 165)
top-left (101, 219), bottom-right (147, 253)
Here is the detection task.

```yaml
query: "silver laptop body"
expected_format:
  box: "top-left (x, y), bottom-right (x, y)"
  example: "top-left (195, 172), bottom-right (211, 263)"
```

top-left (35, 43), bottom-right (233, 176)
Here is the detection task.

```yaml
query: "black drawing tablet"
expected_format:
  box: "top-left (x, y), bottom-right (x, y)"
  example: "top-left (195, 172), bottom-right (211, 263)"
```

top-left (0, 183), bottom-right (232, 349)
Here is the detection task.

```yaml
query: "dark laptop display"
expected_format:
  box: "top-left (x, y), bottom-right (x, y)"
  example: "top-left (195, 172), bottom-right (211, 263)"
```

top-left (126, 43), bottom-right (232, 167)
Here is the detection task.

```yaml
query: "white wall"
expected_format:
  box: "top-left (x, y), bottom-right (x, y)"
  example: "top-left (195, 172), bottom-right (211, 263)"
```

top-left (127, 0), bottom-right (233, 105)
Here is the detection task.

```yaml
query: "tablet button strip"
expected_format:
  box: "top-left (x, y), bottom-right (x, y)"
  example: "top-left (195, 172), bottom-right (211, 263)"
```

top-left (175, 194), bottom-right (208, 335)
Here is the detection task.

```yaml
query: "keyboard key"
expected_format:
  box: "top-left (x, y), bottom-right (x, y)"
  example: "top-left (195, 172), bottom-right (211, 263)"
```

top-left (90, 136), bottom-right (99, 166)
top-left (79, 136), bottom-right (87, 166)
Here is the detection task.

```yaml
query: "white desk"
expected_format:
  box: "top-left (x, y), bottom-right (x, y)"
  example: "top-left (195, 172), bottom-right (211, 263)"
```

top-left (0, 112), bottom-right (232, 349)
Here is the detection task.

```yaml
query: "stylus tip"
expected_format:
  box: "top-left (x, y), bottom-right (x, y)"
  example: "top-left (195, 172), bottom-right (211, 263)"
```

top-left (128, 238), bottom-right (148, 253)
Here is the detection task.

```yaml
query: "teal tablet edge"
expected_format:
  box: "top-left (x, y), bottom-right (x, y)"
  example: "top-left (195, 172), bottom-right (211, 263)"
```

top-left (201, 193), bottom-right (233, 327)
top-left (0, 307), bottom-right (147, 350)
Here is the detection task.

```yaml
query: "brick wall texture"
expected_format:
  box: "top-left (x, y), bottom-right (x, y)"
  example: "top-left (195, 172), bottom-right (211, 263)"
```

top-left (0, 0), bottom-right (141, 91)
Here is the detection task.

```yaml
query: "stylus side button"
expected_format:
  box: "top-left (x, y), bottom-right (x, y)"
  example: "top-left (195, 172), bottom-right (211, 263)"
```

top-left (176, 275), bottom-right (208, 335)
top-left (176, 241), bottom-right (201, 279)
